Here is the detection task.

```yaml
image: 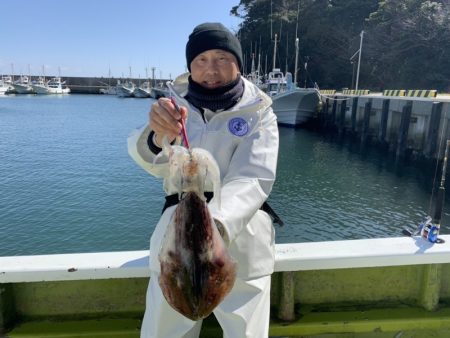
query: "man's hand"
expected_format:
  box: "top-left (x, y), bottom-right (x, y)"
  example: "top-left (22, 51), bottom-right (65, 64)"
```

top-left (149, 98), bottom-right (188, 146)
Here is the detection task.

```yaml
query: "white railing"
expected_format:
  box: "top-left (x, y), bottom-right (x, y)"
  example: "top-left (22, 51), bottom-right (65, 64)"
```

top-left (2, 235), bottom-right (450, 283)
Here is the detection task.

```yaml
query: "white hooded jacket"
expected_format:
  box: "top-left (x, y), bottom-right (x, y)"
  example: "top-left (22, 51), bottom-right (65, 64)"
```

top-left (128, 74), bottom-right (279, 279)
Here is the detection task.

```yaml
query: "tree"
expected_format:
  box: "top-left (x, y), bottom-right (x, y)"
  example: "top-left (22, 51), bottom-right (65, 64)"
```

top-left (230, 0), bottom-right (450, 91)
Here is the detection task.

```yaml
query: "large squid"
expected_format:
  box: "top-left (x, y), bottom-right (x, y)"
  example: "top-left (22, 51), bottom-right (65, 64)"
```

top-left (156, 138), bottom-right (237, 321)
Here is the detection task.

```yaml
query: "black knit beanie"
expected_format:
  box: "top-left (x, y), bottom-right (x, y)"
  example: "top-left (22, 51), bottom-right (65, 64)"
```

top-left (186, 22), bottom-right (243, 72)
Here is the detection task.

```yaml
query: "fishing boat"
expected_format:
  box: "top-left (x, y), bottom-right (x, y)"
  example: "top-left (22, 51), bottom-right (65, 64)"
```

top-left (99, 68), bottom-right (118, 95)
top-left (266, 68), bottom-right (320, 127)
top-left (2, 144), bottom-right (450, 336)
top-left (116, 81), bottom-right (136, 97)
top-left (0, 78), bottom-right (9, 95)
top-left (151, 83), bottom-right (170, 99)
top-left (133, 81), bottom-right (152, 98)
top-left (2, 236), bottom-right (450, 337)
top-left (13, 75), bottom-right (33, 94)
top-left (265, 35), bottom-right (320, 127)
top-left (99, 85), bottom-right (117, 95)
top-left (0, 75), bottom-right (14, 94)
top-left (32, 77), bottom-right (70, 95)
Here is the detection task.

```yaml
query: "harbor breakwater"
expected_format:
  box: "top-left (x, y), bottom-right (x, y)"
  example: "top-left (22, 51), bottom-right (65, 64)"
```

top-left (63, 76), bottom-right (168, 94)
top-left (313, 93), bottom-right (450, 161)
top-left (4, 76), bottom-right (168, 94)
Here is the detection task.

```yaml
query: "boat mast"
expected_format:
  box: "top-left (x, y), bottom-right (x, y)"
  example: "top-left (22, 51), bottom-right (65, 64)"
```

top-left (285, 32), bottom-right (288, 74)
top-left (294, 38), bottom-right (299, 87)
top-left (273, 34), bottom-right (278, 70)
top-left (294, 1), bottom-right (300, 86)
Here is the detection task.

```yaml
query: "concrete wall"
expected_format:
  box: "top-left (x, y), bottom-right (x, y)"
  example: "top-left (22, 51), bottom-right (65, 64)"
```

top-left (318, 95), bottom-right (450, 160)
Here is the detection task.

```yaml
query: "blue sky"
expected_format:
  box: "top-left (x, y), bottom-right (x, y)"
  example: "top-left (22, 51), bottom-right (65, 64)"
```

top-left (0, 0), bottom-right (243, 79)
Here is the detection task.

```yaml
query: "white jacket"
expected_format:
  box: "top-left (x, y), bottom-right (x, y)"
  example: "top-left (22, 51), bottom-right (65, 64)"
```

top-left (128, 74), bottom-right (279, 279)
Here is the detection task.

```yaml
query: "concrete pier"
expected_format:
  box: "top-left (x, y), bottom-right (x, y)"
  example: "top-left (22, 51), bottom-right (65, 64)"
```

top-left (316, 93), bottom-right (450, 160)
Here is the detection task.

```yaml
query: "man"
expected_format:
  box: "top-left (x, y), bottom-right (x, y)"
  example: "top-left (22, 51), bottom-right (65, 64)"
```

top-left (128, 22), bottom-right (279, 338)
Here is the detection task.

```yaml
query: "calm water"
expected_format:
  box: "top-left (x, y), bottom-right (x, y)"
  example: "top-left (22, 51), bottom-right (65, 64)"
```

top-left (1, 94), bottom-right (448, 256)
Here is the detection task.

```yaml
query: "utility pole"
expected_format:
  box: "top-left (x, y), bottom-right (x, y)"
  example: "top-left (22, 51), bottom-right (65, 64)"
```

top-left (355, 30), bottom-right (364, 91)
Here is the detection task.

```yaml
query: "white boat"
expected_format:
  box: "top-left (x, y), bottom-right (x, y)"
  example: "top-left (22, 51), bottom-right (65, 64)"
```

top-left (32, 77), bottom-right (70, 95)
top-left (151, 83), bottom-right (170, 99)
top-left (266, 69), bottom-right (320, 127)
top-left (47, 77), bottom-right (70, 94)
top-left (116, 81), bottom-right (135, 97)
top-left (99, 86), bottom-right (117, 95)
top-left (0, 79), bottom-right (9, 95)
top-left (133, 81), bottom-right (152, 98)
top-left (0, 75), bottom-right (15, 94)
top-left (13, 75), bottom-right (33, 94)
top-left (2, 235), bottom-right (450, 336)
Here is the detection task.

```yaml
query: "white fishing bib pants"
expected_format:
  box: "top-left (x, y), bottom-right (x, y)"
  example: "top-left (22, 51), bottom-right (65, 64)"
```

top-left (140, 272), bottom-right (271, 338)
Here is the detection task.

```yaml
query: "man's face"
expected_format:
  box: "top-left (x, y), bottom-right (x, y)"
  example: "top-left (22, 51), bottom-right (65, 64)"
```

top-left (190, 49), bottom-right (240, 89)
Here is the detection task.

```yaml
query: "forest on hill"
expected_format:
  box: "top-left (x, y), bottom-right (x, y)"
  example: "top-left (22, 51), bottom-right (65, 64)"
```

top-left (230, 0), bottom-right (450, 92)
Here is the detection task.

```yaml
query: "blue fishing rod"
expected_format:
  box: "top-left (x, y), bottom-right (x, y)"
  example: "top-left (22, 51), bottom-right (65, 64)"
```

top-left (403, 140), bottom-right (450, 243)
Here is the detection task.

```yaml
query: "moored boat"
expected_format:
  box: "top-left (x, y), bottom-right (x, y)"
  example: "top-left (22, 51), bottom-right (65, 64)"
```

top-left (116, 81), bottom-right (135, 97)
top-left (266, 69), bottom-right (320, 127)
top-left (151, 83), bottom-right (169, 98)
top-left (133, 81), bottom-right (152, 98)
top-left (0, 75), bottom-right (15, 94)
top-left (13, 75), bottom-right (33, 94)
top-left (32, 77), bottom-right (70, 94)
top-left (99, 86), bottom-right (117, 95)
top-left (0, 79), bottom-right (9, 95)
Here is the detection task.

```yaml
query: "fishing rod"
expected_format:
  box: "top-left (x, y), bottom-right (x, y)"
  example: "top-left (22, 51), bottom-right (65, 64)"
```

top-left (403, 139), bottom-right (450, 243)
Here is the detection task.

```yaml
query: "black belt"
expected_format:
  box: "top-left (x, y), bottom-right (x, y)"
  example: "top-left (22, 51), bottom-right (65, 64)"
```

top-left (162, 192), bottom-right (284, 226)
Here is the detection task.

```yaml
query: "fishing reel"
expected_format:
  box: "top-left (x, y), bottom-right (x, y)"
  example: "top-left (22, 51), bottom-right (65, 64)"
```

top-left (403, 216), bottom-right (445, 244)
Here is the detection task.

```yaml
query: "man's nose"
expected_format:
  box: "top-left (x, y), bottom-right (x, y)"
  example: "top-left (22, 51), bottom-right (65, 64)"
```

top-left (204, 60), bottom-right (219, 73)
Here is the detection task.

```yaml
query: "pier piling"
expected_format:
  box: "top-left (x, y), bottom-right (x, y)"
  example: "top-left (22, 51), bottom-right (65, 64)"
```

top-left (351, 97), bottom-right (359, 135)
top-left (424, 102), bottom-right (444, 159)
top-left (361, 99), bottom-right (373, 144)
top-left (396, 101), bottom-right (413, 159)
top-left (338, 99), bottom-right (347, 137)
top-left (378, 99), bottom-right (390, 146)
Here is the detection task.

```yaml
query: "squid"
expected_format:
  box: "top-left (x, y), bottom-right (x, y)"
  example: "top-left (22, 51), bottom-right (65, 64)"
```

top-left (155, 138), bottom-right (236, 321)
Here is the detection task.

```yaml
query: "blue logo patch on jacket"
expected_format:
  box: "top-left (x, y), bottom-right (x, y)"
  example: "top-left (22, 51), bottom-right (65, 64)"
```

top-left (228, 117), bottom-right (249, 137)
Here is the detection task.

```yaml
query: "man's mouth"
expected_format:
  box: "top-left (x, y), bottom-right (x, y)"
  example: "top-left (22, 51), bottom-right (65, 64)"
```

top-left (203, 81), bottom-right (221, 88)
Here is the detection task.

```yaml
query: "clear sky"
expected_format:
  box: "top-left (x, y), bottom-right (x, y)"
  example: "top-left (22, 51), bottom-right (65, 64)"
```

top-left (0, 0), bottom-right (243, 79)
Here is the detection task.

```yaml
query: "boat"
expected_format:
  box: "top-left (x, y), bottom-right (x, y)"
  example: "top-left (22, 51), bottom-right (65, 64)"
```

top-left (99, 85), bottom-right (117, 95)
top-left (2, 235), bottom-right (450, 337)
top-left (47, 77), bottom-right (70, 94)
top-left (0, 75), bottom-right (15, 94)
top-left (151, 83), bottom-right (170, 99)
top-left (264, 34), bottom-right (320, 127)
top-left (32, 77), bottom-right (70, 94)
top-left (99, 68), bottom-right (118, 95)
top-left (2, 143), bottom-right (450, 337)
top-left (116, 81), bottom-right (136, 97)
top-left (266, 68), bottom-right (320, 127)
top-left (0, 78), bottom-right (9, 95)
top-left (133, 81), bottom-right (152, 98)
top-left (13, 75), bottom-right (33, 94)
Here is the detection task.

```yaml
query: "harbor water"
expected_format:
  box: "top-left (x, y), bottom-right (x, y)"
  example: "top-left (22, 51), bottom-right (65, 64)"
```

top-left (1, 94), bottom-right (449, 256)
